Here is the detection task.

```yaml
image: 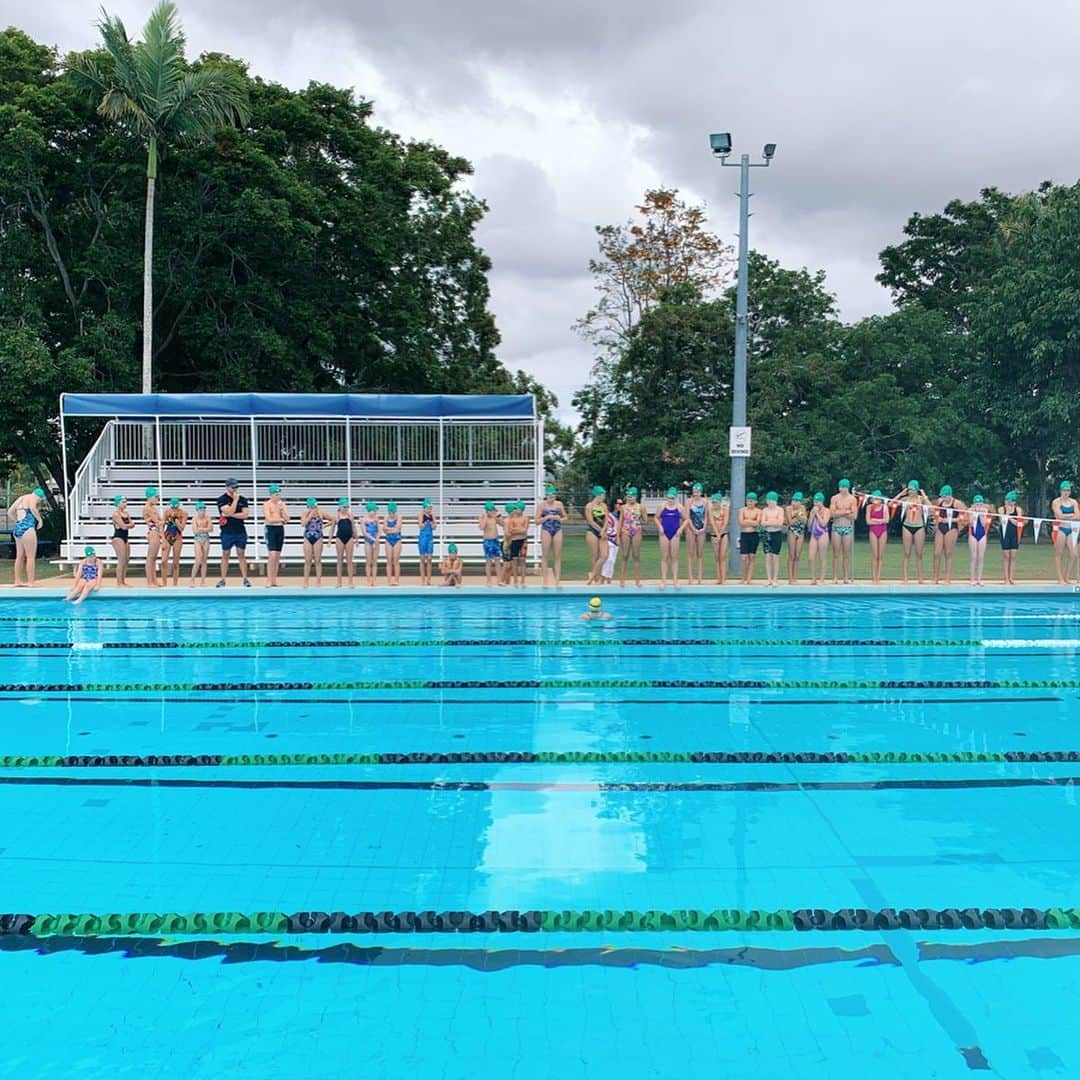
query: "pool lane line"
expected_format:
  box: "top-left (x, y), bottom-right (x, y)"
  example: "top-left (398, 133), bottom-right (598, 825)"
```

top-left (3, 695), bottom-right (1060, 706)
top-left (3, 749), bottom-right (1077, 768)
top-left (5, 906), bottom-right (1079, 937)
top-left (2, 775), bottom-right (1079, 793)
top-left (2, 630), bottom-right (1071, 648)
top-left (6, 678), bottom-right (1080, 692)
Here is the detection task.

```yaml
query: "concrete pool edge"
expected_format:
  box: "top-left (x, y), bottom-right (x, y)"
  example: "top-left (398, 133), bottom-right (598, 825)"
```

top-left (1, 583), bottom-right (1077, 599)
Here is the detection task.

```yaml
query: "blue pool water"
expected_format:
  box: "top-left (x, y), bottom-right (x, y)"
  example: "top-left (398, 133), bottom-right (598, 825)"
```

top-left (2, 592), bottom-right (1079, 1078)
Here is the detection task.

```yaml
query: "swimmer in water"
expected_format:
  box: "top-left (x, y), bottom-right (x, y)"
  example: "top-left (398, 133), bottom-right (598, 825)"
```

top-left (580, 596), bottom-right (612, 621)
top-left (65, 546), bottom-right (102, 604)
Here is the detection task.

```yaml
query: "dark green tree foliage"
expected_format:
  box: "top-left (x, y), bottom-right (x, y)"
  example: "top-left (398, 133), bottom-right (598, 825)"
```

top-left (0, 27), bottom-right (547, 485)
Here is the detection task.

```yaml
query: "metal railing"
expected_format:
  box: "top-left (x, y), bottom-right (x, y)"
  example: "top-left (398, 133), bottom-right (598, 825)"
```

top-left (70, 421), bottom-right (116, 543)
top-left (111, 418), bottom-right (536, 468)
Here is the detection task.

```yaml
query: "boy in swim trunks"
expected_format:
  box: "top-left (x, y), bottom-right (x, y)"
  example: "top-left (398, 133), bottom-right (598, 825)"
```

top-left (440, 543), bottom-right (463, 586)
top-left (262, 483), bottom-right (291, 587)
top-left (828, 479), bottom-right (858, 584)
top-left (504, 501), bottom-right (530, 588)
top-left (477, 500), bottom-right (503, 587)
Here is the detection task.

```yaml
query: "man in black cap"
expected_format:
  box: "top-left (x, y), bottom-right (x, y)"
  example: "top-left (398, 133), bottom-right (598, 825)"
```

top-left (216, 478), bottom-right (251, 587)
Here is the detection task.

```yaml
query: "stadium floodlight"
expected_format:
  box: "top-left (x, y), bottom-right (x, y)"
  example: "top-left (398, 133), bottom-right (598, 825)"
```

top-left (709, 132), bottom-right (732, 156)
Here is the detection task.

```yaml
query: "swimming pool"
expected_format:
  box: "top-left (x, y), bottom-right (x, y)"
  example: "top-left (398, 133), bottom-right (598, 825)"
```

top-left (2, 592), bottom-right (1079, 1078)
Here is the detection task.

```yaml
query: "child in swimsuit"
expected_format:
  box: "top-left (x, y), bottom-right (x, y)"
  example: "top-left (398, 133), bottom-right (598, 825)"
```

top-left (536, 486), bottom-right (567, 587)
top-left (335, 497), bottom-right (357, 588)
top-left (301, 497), bottom-right (332, 588)
top-left (1051, 481), bottom-right (1079, 585)
top-left (440, 543), bottom-right (463, 587)
top-left (807, 493), bottom-right (831, 586)
top-left (584, 486), bottom-right (610, 585)
top-left (477, 500), bottom-right (503, 587)
top-left (708, 493), bottom-right (730, 585)
top-left (417, 498), bottom-right (436, 586)
top-left (162, 497), bottom-right (188, 587)
top-left (864, 490), bottom-right (890, 585)
top-left (685, 483), bottom-right (708, 586)
top-left (65, 546), bottom-right (102, 604)
top-left (362, 501), bottom-right (381, 587)
top-left (786, 492), bottom-right (807, 585)
top-left (190, 501), bottom-right (212, 587)
top-left (998, 491), bottom-right (1024, 585)
top-left (967, 494), bottom-right (992, 586)
top-left (384, 501), bottom-right (403, 586)
top-left (656, 487), bottom-right (686, 589)
top-left (896, 481), bottom-right (927, 585)
top-left (618, 487), bottom-right (646, 587)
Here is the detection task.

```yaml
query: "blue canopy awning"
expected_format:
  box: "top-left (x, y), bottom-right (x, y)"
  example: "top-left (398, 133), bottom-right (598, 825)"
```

top-left (60, 393), bottom-right (536, 420)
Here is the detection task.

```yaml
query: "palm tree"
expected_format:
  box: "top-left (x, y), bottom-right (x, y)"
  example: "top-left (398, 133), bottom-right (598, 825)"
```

top-left (69, 2), bottom-right (248, 393)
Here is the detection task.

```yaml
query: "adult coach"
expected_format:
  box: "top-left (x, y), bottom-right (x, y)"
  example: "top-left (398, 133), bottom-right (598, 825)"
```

top-left (216, 478), bottom-right (252, 588)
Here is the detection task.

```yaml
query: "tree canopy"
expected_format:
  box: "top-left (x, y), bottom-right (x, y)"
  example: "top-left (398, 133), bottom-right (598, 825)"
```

top-left (0, 25), bottom-right (562, 496)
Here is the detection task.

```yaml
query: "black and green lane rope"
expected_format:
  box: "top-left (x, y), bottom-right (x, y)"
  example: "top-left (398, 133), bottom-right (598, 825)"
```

top-left (1, 749), bottom-right (1078, 768)
top-left (4, 678), bottom-right (1080, 693)
top-left (4, 907), bottom-right (1079, 937)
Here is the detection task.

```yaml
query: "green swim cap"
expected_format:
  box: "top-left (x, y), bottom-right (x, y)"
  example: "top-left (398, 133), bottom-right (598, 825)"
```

top-left (871, 489), bottom-right (882, 498)
top-left (306, 497), bottom-right (317, 507)
top-left (169, 497), bottom-right (180, 508)
top-left (766, 491), bottom-right (778, 502)
top-left (839, 479), bottom-right (851, 489)
top-left (813, 492), bottom-right (825, 503)
top-left (666, 486), bottom-right (678, 497)
top-left (388, 501), bottom-right (398, 512)
top-left (195, 500), bottom-right (205, 510)
top-left (84, 545), bottom-right (95, 557)
top-left (338, 497), bottom-right (349, 507)
top-left (484, 500), bottom-right (495, 511)
top-left (366, 501), bottom-right (377, 512)
top-left (448, 543), bottom-right (458, 554)
top-left (792, 491), bottom-right (804, 502)
top-left (1061, 480), bottom-right (1073, 490)
top-left (973, 494), bottom-right (984, 503)
top-left (692, 482), bottom-right (703, 492)
top-left (626, 486), bottom-right (639, 497)
top-left (711, 492), bottom-right (723, 502)
top-left (545, 485), bottom-right (557, 496)
top-left (505, 503), bottom-right (515, 513)
top-left (591, 485), bottom-right (605, 497)
top-left (908, 480), bottom-right (919, 491)
top-left (746, 491), bottom-right (758, 501)
top-left (112, 494), bottom-right (124, 506)
top-left (144, 487), bottom-right (157, 498)
top-left (1005, 491), bottom-right (1018, 502)
top-left (939, 484), bottom-right (953, 497)
top-left (422, 498), bottom-right (432, 508)
top-left (268, 483), bottom-right (281, 494)
top-left (33, 487), bottom-right (46, 498)
top-left (516, 500), bottom-right (527, 511)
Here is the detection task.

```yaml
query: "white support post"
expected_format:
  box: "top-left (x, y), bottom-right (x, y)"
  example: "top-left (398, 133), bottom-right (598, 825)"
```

top-left (346, 416), bottom-right (352, 509)
top-left (533, 416), bottom-right (544, 568)
top-left (249, 417), bottom-right (259, 565)
top-left (60, 399), bottom-right (70, 555)
top-left (155, 415), bottom-right (164, 506)
top-left (438, 418), bottom-right (445, 557)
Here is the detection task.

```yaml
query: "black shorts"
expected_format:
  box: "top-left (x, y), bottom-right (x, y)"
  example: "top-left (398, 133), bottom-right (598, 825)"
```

top-left (503, 538), bottom-right (526, 561)
top-left (264, 525), bottom-right (284, 553)
top-left (739, 531), bottom-right (759, 555)
top-left (764, 531), bottom-right (783, 556)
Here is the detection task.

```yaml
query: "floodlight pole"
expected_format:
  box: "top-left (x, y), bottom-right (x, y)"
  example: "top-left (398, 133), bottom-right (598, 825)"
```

top-left (714, 142), bottom-right (773, 574)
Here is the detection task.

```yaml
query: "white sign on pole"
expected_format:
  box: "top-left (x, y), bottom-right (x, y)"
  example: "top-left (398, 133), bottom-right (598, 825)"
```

top-left (729, 426), bottom-right (752, 458)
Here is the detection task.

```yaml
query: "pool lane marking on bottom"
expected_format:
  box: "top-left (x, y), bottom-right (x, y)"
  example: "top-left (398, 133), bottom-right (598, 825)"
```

top-left (0, 775), bottom-right (1078, 793)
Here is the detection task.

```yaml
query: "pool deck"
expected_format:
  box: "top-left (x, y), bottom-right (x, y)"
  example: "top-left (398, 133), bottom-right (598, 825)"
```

top-left (1, 580), bottom-right (1075, 597)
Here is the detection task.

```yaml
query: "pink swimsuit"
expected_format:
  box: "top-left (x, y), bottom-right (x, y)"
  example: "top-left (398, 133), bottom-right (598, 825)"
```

top-left (868, 503), bottom-right (889, 538)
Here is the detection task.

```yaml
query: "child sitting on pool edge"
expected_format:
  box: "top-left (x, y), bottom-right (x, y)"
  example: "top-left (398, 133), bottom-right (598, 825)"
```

top-left (65, 546), bottom-right (102, 604)
top-left (580, 596), bottom-right (612, 620)
top-left (440, 544), bottom-right (463, 586)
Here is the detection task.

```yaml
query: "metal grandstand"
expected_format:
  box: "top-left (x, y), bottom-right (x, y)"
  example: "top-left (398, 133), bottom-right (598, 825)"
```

top-left (59, 393), bottom-right (543, 565)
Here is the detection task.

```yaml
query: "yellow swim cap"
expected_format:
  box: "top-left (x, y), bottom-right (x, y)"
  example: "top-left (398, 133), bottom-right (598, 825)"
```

top-left (588, 596), bottom-right (602, 609)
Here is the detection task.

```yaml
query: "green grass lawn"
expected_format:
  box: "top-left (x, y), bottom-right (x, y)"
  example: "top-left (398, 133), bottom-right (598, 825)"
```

top-left (6, 530), bottom-right (1069, 585)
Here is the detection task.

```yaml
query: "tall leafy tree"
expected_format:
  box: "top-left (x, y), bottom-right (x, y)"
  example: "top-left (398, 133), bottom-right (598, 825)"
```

top-left (67, 2), bottom-right (249, 392)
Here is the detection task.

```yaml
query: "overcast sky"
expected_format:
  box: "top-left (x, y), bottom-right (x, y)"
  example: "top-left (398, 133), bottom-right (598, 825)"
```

top-left (13, 1), bottom-right (1080, 418)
